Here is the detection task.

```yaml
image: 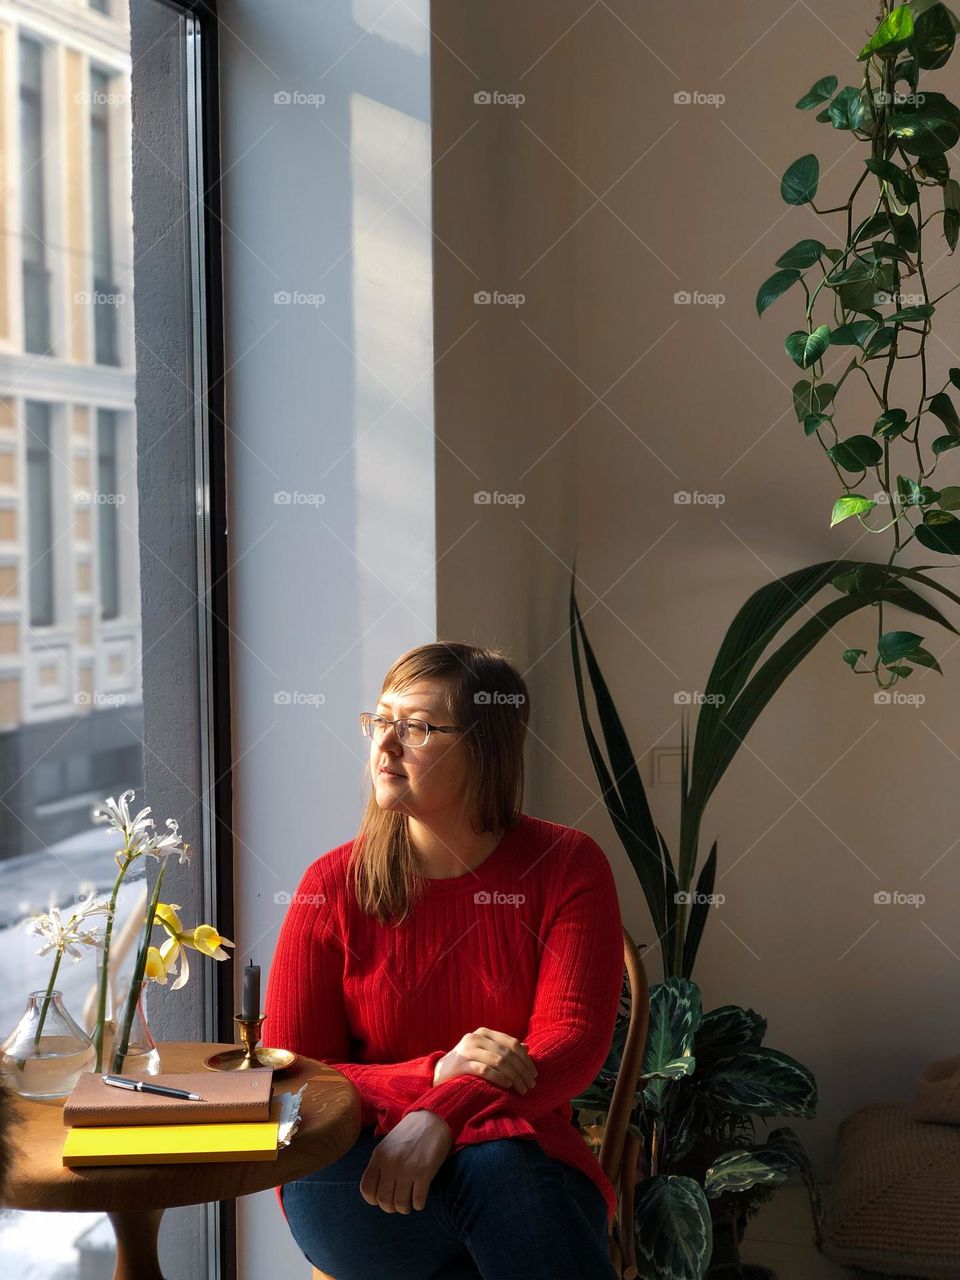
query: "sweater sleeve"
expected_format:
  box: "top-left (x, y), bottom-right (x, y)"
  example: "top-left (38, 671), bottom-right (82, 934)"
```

top-left (262, 856), bottom-right (447, 1128)
top-left (397, 831), bottom-right (623, 1145)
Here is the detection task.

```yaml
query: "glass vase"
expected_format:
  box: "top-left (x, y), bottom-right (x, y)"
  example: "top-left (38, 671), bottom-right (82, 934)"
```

top-left (0, 990), bottom-right (95, 1099)
top-left (109, 976), bottom-right (159, 1075)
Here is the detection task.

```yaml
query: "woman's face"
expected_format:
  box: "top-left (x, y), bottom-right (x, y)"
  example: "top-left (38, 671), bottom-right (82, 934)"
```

top-left (370, 680), bottom-right (469, 819)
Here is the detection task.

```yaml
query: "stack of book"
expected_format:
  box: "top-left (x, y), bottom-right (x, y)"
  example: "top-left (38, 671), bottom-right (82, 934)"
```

top-left (61, 1070), bottom-right (280, 1167)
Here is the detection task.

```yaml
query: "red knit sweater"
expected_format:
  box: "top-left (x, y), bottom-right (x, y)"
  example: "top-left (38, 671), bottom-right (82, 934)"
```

top-left (263, 813), bottom-right (624, 1226)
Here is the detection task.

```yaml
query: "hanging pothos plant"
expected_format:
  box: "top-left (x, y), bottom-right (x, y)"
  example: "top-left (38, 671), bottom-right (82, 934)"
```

top-left (758, 0), bottom-right (960, 690)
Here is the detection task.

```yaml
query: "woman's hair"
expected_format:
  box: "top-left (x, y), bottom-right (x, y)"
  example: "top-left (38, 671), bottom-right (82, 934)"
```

top-left (351, 642), bottom-right (529, 924)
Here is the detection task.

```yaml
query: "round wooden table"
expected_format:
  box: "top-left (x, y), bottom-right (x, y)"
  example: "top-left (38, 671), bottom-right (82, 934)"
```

top-left (2, 1040), bottom-right (360, 1280)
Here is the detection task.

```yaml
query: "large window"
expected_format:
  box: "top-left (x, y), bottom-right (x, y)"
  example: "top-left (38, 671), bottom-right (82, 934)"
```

top-left (0, 3), bottom-right (229, 1277)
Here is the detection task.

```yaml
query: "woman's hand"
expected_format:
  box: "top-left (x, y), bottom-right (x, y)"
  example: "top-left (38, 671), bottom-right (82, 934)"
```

top-left (432, 1026), bottom-right (538, 1093)
top-left (360, 1110), bottom-right (453, 1213)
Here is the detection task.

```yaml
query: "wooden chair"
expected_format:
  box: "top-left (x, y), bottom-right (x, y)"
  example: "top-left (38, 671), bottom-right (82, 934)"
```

top-left (312, 926), bottom-right (650, 1280)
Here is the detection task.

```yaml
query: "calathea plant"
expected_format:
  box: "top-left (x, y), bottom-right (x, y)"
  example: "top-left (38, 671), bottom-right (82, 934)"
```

top-left (567, 556), bottom-right (958, 1277)
top-left (758, 0), bottom-right (960, 687)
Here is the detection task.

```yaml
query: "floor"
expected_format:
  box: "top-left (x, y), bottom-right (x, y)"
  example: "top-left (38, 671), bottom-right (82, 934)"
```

top-left (739, 1184), bottom-right (853, 1279)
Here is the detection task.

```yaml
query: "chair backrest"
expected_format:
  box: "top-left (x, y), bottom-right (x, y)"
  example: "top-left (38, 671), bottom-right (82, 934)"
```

top-left (598, 927), bottom-right (650, 1280)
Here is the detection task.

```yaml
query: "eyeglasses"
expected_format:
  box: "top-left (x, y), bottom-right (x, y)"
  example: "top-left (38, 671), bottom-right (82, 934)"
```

top-left (360, 712), bottom-right (466, 748)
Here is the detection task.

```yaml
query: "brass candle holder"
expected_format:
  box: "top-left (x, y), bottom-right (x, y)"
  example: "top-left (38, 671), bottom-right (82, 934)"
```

top-left (203, 1013), bottom-right (296, 1072)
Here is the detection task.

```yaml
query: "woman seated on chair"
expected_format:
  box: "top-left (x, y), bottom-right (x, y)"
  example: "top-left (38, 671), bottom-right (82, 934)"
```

top-left (264, 641), bottom-right (624, 1280)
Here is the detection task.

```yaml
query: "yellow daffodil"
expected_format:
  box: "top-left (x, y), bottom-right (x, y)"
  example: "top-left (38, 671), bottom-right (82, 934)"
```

top-left (144, 945), bottom-right (171, 985)
top-left (153, 902), bottom-right (235, 991)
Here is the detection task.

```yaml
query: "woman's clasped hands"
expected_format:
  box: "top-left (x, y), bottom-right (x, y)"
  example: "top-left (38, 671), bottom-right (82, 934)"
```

top-left (360, 1027), bottom-right (537, 1214)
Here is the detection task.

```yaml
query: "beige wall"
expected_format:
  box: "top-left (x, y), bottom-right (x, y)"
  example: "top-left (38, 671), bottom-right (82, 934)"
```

top-left (433, 1), bottom-right (960, 1177)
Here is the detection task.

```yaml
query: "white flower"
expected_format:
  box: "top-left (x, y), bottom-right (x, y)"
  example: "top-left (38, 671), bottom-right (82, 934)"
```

top-left (143, 817), bottom-right (192, 866)
top-left (27, 890), bottom-right (111, 961)
top-left (92, 789), bottom-right (156, 867)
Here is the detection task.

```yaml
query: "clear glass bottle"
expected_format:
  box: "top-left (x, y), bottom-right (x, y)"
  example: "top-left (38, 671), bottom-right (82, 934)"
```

top-left (1, 990), bottom-right (95, 1099)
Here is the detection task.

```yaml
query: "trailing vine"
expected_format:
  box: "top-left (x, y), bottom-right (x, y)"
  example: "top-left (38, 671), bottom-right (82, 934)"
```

top-left (758, 0), bottom-right (960, 687)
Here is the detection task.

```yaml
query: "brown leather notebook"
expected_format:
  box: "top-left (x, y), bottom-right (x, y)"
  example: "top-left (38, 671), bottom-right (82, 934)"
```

top-left (62, 1070), bottom-right (274, 1127)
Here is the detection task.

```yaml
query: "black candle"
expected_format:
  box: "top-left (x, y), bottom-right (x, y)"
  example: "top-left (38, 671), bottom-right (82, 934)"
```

top-left (241, 959), bottom-right (260, 1019)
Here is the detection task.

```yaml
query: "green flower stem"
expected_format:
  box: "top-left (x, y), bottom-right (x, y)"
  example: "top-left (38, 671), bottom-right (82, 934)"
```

top-left (93, 851), bottom-right (136, 1073)
top-left (15, 948), bottom-right (63, 1072)
top-left (111, 863), bottom-right (166, 1073)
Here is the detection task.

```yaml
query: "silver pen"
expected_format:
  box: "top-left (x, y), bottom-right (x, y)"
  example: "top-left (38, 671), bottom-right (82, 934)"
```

top-left (102, 1073), bottom-right (202, 1101)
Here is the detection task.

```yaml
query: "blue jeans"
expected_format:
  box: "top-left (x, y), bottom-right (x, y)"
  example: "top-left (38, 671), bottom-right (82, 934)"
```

top-left (280, 1124), bottom-right (619, 1280)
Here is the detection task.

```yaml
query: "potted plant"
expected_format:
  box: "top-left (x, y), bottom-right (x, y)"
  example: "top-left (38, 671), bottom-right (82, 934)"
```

top-left (568, 553), bottom-right (958, 1276)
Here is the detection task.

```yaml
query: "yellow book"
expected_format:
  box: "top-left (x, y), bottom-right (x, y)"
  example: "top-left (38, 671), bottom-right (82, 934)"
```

top-left (62, 1097), bottom-right (282, 1167)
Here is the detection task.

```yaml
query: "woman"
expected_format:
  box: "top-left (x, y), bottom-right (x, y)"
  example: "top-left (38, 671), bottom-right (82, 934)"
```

top-left (264, 642), bottom-right (624, 1280)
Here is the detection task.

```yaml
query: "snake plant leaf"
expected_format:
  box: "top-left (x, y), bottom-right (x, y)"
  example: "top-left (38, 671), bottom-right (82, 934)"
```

top-left (570, 581), bottom-right (667, 937)
top-left (756, 268), bottom-right (801, 316)
top-left (694, 1004), bottom-right (767, 1065)
top-left (656, 825), bottom-right (680, 956)
top-left (696, 1047), bottom-right (818, 1117)
top-left (781, 154), bottom-right (819, 205)
top-left (633, 1176), bottom-right (713, 1280)
top-left (916, 510), bottom-right (960, 553)
top-left (785, 325), bottom-right (831, 368)
top-left (796, 76), bottom-right (838, 109)
top-left (889, 92), bottom-right (960, 156)
top-left (776, 238), bottom-right (826, 269)
top-left (641, 979), bottom-right (701, 1112)
top-left (704, 1146), bottom-right (797, 1198)
top-left (693, 576), bottom-right (958, 806)
top-left (910, 1), bottom-right (956, 69)
top-left (827, 434), bottom-right (884, 471)
top-left (681, 841), bottom-right (717, 979)
top-left (858, 5), bottom-right (914, 61)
